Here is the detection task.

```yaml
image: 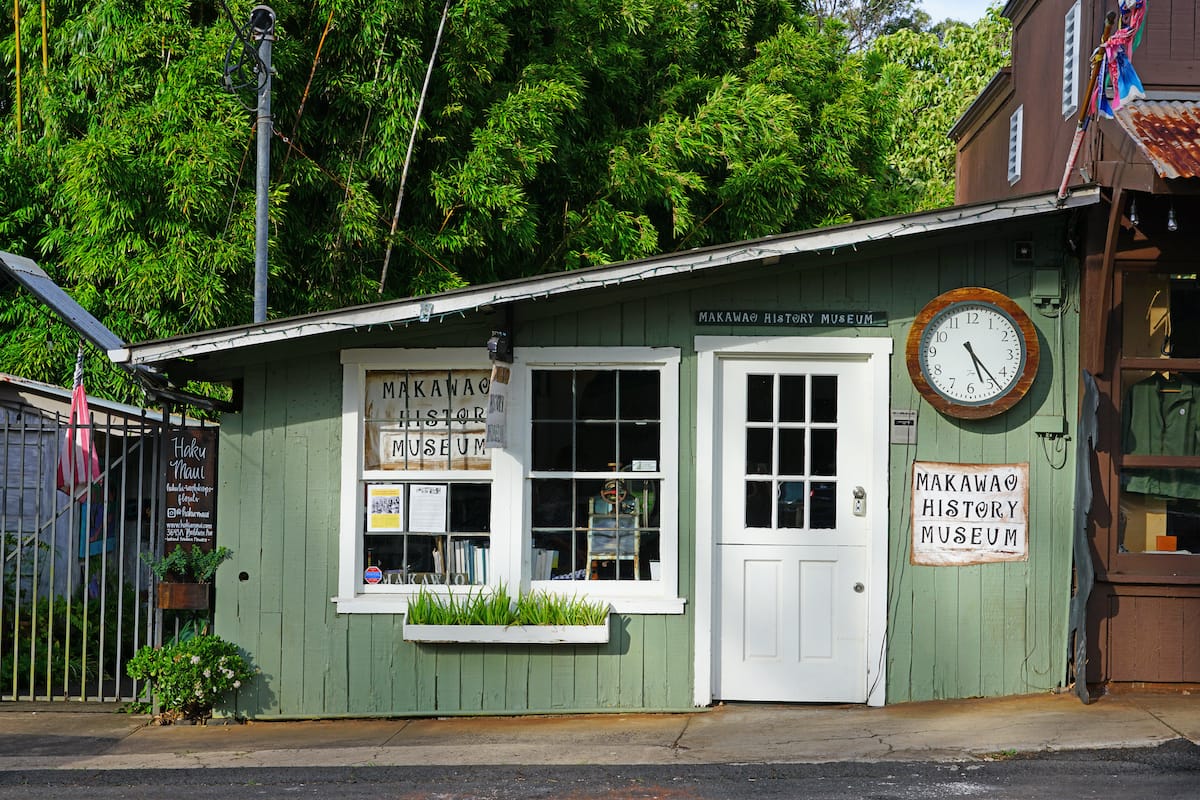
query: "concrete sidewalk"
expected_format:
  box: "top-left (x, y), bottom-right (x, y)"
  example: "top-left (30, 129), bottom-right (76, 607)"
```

top-left (2, 691), bottom-right (1200, 771)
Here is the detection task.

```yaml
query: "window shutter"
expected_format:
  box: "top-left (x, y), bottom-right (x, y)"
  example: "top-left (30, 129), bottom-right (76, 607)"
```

top-left (1008, 106), bottom-right (1023, 185)
top-left (1062, 2), bottom-right (1081, 117)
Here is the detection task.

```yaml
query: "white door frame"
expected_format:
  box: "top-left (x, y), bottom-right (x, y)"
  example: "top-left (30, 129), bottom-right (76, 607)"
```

top-left (693, 335), bottom-right (891, 707)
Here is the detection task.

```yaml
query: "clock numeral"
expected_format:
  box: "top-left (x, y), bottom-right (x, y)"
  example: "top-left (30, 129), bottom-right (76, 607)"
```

top-left (947, 317), bottom-right (960, 329)
top-left (927, 345), bottom-right (937, 357)
top-left (967, 312), bottom-right (979, 324)
top-left (935, 331), bottom-right (948, 343)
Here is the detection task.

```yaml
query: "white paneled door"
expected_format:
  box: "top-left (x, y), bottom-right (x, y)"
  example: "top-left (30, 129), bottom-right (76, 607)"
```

top-left (714, 357), bottom-right (874, 703)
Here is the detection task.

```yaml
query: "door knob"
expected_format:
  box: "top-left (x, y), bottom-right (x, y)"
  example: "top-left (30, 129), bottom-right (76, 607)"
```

top-left (854, 582), bottom-right (865, 593)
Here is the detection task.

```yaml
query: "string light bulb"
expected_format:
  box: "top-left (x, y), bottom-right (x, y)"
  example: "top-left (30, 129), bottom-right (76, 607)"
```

top-left (1129, 197), bottom-right (1139, 226)
top-left (1168, 204), bottom-right (1179, 232)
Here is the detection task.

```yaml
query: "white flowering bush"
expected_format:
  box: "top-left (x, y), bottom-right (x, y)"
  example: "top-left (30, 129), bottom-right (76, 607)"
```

top-left (126, 634), bottom-right (255, 723)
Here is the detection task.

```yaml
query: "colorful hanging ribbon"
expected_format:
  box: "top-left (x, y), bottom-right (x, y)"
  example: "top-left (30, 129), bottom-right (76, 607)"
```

top-left (1095, 0), bottom-right (1147, 117)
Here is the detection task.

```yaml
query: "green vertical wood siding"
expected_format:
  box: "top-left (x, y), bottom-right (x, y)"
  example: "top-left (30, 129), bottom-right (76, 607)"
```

top-left (215, 216), bottom-right (1077, 716)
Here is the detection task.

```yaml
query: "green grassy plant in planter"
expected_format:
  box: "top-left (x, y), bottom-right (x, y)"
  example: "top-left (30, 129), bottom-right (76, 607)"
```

top-left (404, 585), bottom-right (611, 644)
top-left (126, 634), bottom-right (255, 724)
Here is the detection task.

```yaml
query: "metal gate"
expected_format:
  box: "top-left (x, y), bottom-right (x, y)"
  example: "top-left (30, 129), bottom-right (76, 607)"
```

top-left (1, 386), bottom-right (207, 702)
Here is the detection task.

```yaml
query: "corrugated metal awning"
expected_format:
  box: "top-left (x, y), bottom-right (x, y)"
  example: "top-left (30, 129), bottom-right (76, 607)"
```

top-left (1113, 100), bottom-right (1200, 180)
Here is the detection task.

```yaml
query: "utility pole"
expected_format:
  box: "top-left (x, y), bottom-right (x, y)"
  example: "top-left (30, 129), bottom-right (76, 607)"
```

top-left (251, 6), bottom-right (276, 324)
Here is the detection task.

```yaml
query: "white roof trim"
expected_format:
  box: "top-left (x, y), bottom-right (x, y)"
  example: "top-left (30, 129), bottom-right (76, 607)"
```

top-left (121, 189), bottom-right (1099, 366)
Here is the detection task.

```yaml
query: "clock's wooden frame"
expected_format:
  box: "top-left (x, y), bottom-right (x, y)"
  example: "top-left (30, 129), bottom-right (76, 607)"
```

top-left (905, 286), bottom-right (1041, 420)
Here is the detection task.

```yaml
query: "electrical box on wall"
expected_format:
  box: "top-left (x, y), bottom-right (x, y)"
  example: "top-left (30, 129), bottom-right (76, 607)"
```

top-left (891, 409), bottom-right (917, 445)
top-left (1033, 267), bottom-right (1062, 308)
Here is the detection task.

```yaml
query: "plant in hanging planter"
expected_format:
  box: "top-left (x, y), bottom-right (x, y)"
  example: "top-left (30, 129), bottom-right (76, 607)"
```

top-left (140, 545), bottom-right (232, 609)
top-left (126, 633), bottom-right (256, 724)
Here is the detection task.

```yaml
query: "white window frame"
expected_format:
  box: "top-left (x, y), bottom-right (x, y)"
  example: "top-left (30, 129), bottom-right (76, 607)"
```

top-left (333, 346), bottom-right (683, 616)
top-left (1008, 105), bottom-right (1024, 185)
top-left (334, 348), bottom-right (519, 614)
top-left (513, 347), bottom-right (684, 615)
top-left (1062, 2), bottom-right (1081, 118)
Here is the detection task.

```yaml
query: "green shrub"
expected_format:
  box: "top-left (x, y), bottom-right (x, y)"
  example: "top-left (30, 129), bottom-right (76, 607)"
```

top-left (125, 634), bottom-right (255, 723)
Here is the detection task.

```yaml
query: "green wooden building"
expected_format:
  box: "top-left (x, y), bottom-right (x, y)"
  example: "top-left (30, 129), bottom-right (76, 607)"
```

top-left (116, 188), bottom-right (1097, 716)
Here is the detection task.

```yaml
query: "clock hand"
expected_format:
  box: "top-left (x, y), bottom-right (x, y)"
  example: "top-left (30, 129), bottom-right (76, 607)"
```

top-left (962, 341), bottom-right (987, 384)
top-left (963, 341), bottom-right (1000, 387)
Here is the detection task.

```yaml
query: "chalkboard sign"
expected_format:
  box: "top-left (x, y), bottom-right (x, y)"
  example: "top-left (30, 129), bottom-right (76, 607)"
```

top-left (163, 428), bottom-right (218, 549)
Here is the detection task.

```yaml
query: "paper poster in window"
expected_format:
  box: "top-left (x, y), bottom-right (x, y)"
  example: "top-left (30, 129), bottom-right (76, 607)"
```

top-left (409, 484), bottom-right (447, 533)
top-left (366, 484), bottom-right (404, 532)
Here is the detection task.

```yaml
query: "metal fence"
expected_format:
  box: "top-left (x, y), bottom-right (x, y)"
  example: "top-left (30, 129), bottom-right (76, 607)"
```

top-left (0, 400), bottom-right (190, 702)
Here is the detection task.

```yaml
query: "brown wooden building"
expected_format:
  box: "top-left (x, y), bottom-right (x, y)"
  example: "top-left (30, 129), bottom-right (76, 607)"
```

top-left (953, 0), bottom-right (1200, 686)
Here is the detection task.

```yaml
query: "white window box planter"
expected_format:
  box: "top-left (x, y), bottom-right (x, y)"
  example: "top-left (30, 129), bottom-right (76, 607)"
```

top-left (403, 620), bottom-right (609, 645)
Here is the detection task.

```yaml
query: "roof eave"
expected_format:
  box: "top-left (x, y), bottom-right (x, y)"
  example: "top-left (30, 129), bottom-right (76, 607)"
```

top-left (121, 188), bottom-right (1100, 368)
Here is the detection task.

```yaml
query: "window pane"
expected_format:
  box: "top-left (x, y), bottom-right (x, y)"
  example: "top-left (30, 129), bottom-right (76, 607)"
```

top-left (532, 371), bottom-right (573, 419)
top-left (779, 376), bottom-right (806, 422)
top-left (619, 370), bottom-right (660, 419)
top-left (811, 376), bottom-right (837, 423)
top-left (811, 429), bottom-right (837, 476)
top-left (532, 422), bottom-right (573, 470)
top-left (620, 421), bottom-right (660, 465)
top-left (1119, 490), bottom-right (1200, 553)
top-left (778, 429), bottom-right (806, 474)
top-left (778, 481), bottom-right (805, 529)
top-left (577, 423), bottom-right (618, 471)
top-left (746, 428), bottom-right (773, 475)
top-left (576, 370), bottom-right (617, 419)
top-left (746, 480), bottom-right (771, 527)
top-left (747, 374), bottom-right (773, 422)
top-left (363, 369), bottom-right (490, 471)
top-left (532, 479), bottom-right (573, 527)
top-left (533, 531), bottom-right (583, 579)
top-left (449, 483), bottom-right (490, 533)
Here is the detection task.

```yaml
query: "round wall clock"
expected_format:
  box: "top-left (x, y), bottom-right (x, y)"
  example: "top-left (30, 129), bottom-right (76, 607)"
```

top-left (905, 286), bottom-right (1040, 420)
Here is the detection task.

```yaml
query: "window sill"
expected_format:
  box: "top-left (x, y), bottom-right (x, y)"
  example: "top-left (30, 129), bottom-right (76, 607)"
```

top-left (331, 594), bottom-right (687, 615)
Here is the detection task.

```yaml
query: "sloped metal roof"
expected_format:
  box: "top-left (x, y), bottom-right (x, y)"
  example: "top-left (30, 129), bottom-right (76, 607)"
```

top-left (1113, 100), bottom-right (1200, 180)
top-left (0, 251), bottom-right (125, 355)
top-left (115, 188), bottom-right (1100, 368)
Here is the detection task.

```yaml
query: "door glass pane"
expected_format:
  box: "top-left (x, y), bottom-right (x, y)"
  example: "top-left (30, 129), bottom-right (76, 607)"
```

top-left (746, 480), bottom-right (771, 527)
top-left (810, 429), bottom-right (837, 476)
top-left (811, 375), bottom-right (838, 423)
top-left (746, 428), bottom-right (773, 475)
top-left (747, 375), bottom-right (773, 422)
top-left (810, 481), bottom-right (837, 529)
top-left (778, 481), bottom-right (806, 529)
top-left (778, 429), bottom-right (806, 474)
top-left (779, 376), bottom-right (806, 422)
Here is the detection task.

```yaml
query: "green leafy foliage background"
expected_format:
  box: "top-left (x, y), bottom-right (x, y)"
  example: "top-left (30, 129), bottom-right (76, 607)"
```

top-left (0, 0), bottom-right (1008, 400)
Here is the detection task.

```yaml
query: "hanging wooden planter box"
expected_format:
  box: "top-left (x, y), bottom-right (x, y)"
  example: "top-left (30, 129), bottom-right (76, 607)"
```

top-left (156, 582), bottom-right (211, 610)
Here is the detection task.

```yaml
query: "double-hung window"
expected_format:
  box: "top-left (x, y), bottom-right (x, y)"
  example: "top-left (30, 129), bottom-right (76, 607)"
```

top-left (338, 349), bottom-right (497, 611)
top-left (519, 347), bottom-right (681, 612)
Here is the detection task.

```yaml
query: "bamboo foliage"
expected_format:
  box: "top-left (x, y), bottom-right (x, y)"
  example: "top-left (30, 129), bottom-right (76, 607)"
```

top-left (0, 0), bottom-right (1008, 400)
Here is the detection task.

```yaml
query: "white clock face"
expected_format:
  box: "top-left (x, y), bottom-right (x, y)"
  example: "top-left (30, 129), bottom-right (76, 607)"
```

top-left (918, 302), bottom-right (1026, 405)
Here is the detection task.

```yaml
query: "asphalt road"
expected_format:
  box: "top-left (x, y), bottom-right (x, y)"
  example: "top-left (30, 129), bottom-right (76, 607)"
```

top-left (2, 740), bottom-right (1200, 799)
